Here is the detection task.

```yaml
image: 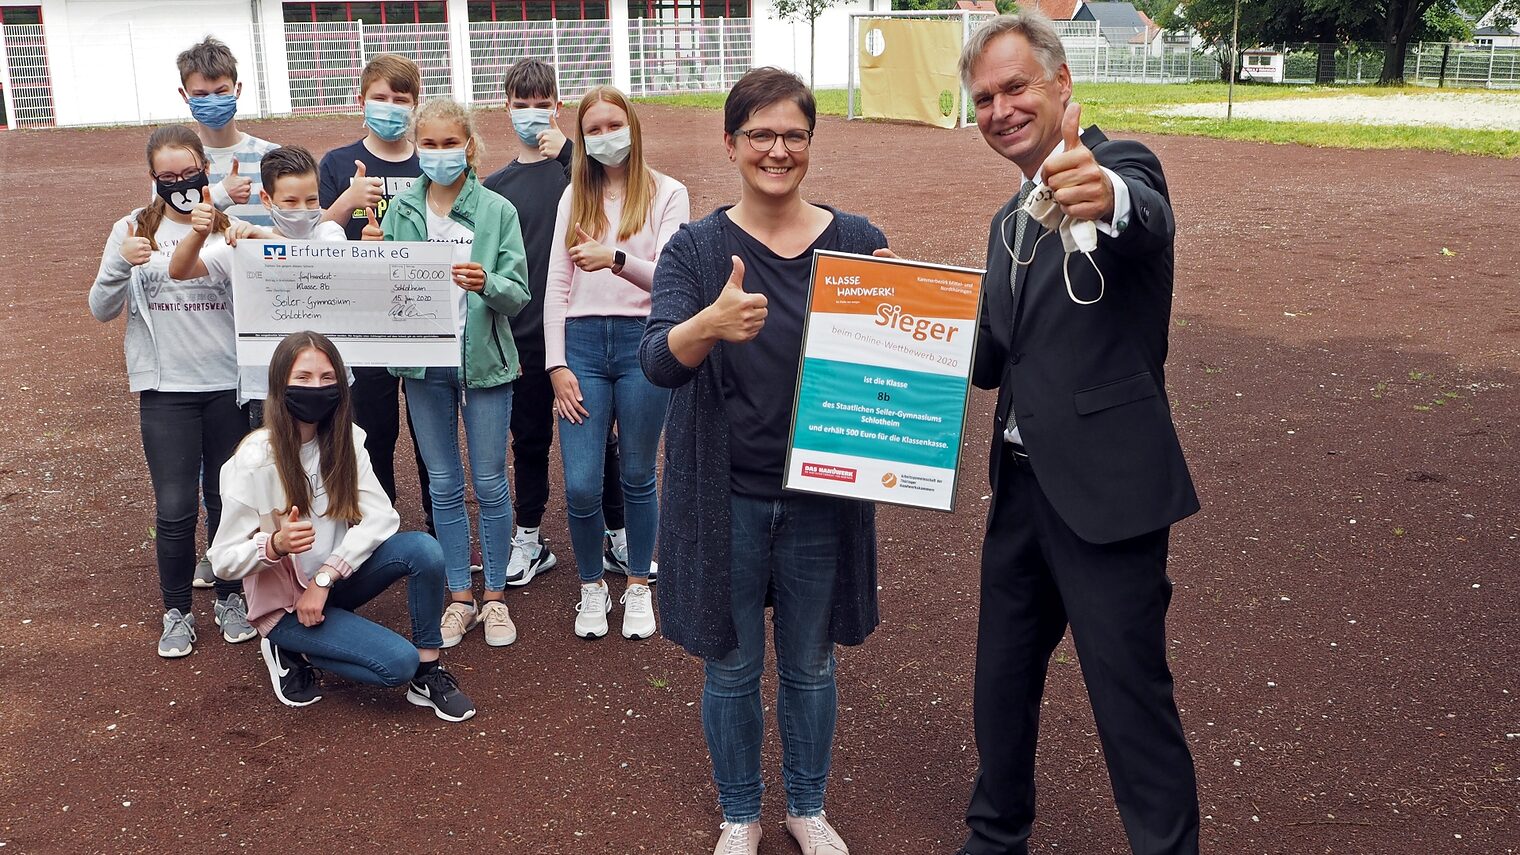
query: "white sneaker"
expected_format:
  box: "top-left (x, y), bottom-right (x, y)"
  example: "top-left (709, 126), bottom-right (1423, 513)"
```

top-left (505, 534), bottom-right (557, 586)
top-left (620, 583), bottom-right (656, 640)
top-left (574, 581), bottom-right (611, 639)
top-left (439, 601), bottom-right (478, 649)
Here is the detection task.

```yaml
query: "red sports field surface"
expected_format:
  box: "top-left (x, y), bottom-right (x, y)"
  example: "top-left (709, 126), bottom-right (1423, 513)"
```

top-left (0, 105), bottom-right (1515, 853)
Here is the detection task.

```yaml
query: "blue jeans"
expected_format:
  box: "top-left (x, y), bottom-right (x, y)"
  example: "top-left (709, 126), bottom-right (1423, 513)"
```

top-left (265, 531), bottom-right (446, 687)
top-left (559, 316), bottom-right (669, 582)
top-left (703, 493), bottom-right (842, 823)
top-left (403, 367), bottom-right (514, 592)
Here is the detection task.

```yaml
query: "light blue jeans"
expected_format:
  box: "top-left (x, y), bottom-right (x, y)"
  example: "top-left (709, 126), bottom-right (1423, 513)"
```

top-left (403, 367), bottom-right (513, 592)
top-left (558, 316), bottom-right (669, 582)
top-left (703, 493), bottom-right (842, 823)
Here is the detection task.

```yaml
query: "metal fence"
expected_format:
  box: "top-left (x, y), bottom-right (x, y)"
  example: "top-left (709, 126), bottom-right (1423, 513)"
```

top-left (468, 20), bottom-right (615, 104)
top-left (285, 21), bottom-right (453, 113)
top-left (1, 24), bottom-right (55, 128)
top-left (1408, 41), bottom-right (1520, 88)
top-left (628, 17), bottom-right (752, 96)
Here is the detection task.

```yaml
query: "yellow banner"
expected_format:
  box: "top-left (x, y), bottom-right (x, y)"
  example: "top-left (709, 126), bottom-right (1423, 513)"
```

top-left (858, 18), bottom-right (965, 129)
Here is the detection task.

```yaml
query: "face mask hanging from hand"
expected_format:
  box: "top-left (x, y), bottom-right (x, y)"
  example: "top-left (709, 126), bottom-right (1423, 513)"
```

top-left (1004, 182), bottom-right (1105, 306)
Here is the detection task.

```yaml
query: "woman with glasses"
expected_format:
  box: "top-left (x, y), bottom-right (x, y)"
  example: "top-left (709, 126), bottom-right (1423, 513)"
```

top-left (640, 67), bottom-right (891, 855)
top-left (544, 86), bottom-right (688, 641)
top-left (89, 124), bottom-right (255, 658)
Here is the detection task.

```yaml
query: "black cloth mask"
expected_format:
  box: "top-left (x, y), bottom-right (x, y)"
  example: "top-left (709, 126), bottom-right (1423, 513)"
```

top-left (155, 173), bottom-right (212, 215)
top-left (284, 384), bottom-right (341, 424)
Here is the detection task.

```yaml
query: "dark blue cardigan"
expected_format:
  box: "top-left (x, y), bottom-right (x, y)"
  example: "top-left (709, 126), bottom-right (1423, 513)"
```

top-left (640, 206), bottom-right (889, 660)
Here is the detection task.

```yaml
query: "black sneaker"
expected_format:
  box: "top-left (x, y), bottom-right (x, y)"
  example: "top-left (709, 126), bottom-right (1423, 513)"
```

top-left (602, 532), bottom-right (658, 584)
top-left (260, 636), bottom-right (322, 707)
top-left (505, 534), bottom-right (558, 587)
top-left (406, 664), bottom-right (476, 722)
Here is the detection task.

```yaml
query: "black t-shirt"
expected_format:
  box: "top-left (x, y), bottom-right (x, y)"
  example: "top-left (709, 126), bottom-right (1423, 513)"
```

top-left (318, 138), bottom-right (421, 242)
top-left (481, 142), bottom-right (575, 373)
top-left (721, 210), bottom-right (841, 499)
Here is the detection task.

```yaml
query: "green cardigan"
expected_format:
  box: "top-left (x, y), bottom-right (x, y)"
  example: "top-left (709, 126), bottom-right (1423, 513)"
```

top-left (384, 169), bottom-right (531, 388)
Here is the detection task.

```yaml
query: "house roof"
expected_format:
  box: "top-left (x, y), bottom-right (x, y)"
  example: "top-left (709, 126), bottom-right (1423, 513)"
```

top-left (1475, 25), bottom-right (1518, 36)
top-left (954, 0), bottom-right (998, 11)
top-left (1083, 1), bottom-right (1148, 35)
top-left (1015, 0), bottom-right (1082, 21)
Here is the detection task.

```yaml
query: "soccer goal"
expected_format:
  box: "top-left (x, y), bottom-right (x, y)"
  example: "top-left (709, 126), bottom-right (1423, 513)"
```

top-left (846, 10), bottom-right (997, 129)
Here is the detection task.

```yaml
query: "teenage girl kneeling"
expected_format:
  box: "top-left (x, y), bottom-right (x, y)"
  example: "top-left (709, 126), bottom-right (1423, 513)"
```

top-left (208, 331), bottom-right (476, 721)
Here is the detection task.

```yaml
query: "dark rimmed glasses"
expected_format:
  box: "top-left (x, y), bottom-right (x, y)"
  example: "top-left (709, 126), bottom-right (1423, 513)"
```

top-left (735, 128), bottom-right (813, 153)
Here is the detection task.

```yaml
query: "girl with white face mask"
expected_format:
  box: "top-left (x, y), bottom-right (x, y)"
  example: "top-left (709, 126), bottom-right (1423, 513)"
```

top-left (373, 97), bottom-right (533, 650)
top-left (543, 86), bottom-right (690, 643)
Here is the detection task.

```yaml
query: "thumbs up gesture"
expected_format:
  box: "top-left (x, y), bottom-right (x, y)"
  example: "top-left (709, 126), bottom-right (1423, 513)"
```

top-left (361, 206), bottom-right (383, 241)
top-left (190, 197), bottom-right (217, 235)
top-left (272, 505), bottom-right (316, 557)
top-left (223, 158), bottom-right (252, 205)
top-left (702, 256), bottom-right (767, 343)
top-left (1040, 102), bottom-right (1113, 222)
top-left (537, 110), bottom-right (568, 160)
top-left (342, 159), bottom-right (384, 212)
top-left (568, 223), bottom-right (615, 272)
top-left (119, 220), bottom-right (153, 266)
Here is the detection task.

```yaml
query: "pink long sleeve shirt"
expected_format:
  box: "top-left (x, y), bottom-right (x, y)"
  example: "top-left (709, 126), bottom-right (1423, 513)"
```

top-left (543, 172), bottom-right (690, 369)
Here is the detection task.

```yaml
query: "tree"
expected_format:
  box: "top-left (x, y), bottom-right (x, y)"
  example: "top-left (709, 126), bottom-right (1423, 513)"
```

top-left (773, 0), bottom-right (851, 87)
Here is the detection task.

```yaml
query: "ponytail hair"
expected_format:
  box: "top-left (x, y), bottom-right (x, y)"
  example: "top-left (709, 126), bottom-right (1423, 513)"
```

top-left (139, 124), bottom-right (230, 250)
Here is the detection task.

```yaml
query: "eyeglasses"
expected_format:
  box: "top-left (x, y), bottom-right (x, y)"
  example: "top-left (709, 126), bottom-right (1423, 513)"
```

top-left (153, 168), bottom-right (205, 184)
top-left (735, 128), bottom-right (813, 153)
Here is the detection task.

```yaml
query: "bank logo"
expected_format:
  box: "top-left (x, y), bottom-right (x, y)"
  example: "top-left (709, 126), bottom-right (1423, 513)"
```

top-left (263, 244), bottom-right (288, 261)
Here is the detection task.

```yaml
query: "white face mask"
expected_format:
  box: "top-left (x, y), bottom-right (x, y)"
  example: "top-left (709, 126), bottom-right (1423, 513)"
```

top-left (270, 205), bottom-right (323, 239)
top-left (584, 127), bottom-right (632, 166)
top-left (1003, 181), bottom-right (1104, 305)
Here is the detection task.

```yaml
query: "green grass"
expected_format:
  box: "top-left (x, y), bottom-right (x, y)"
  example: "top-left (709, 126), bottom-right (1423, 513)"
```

top-left (638, 82), bottom-right (1520, 159)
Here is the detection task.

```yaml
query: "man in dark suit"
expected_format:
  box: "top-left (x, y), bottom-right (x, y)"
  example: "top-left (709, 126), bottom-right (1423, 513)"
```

top-left (954, 12), bottom-right (1201, 855)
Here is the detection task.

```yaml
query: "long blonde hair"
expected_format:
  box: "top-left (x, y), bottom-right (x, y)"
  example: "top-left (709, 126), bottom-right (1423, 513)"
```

top-left (567, 86), bottom-right (657, 247)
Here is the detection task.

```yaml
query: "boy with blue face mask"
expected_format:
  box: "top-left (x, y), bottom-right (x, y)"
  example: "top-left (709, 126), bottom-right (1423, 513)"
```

top-left (316, 53), bottom-right (435, 541)
top-left (168, 146), bottom-right (348, 427)
top-left (175, 38), bottom-right (280, 230)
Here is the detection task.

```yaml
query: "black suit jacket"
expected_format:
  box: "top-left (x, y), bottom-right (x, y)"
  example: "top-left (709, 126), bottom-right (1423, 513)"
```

top-left (972, 126), bottom-right (1199, 545)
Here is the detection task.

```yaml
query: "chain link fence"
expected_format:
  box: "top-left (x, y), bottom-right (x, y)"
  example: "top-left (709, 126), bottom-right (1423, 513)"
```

top-left (469, 20), bottom-right (616, 104)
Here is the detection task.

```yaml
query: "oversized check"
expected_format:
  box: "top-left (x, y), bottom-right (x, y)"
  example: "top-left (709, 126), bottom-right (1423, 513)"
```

top-left (784, 250), bottom-right (984, 512)
top-left (232, 240), bottom-right (459, 367)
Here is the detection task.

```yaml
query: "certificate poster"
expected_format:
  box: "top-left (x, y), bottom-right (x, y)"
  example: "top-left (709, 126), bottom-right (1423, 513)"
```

top-left (784, 250), bottom-right (984, 512)
top-left (233, 240), bottom-right (458, 368)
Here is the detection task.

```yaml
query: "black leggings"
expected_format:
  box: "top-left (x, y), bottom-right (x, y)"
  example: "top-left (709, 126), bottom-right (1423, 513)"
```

top-left (140, 390), bottom-right (245, 611)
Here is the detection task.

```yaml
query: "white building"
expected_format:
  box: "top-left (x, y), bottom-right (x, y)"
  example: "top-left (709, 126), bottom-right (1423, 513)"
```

top-left (0, 0), bottom-right (885, 128)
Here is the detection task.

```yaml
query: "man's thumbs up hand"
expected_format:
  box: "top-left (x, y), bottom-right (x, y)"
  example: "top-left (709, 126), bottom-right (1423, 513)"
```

top-left (1041, 101), bottom-right (1113, 222)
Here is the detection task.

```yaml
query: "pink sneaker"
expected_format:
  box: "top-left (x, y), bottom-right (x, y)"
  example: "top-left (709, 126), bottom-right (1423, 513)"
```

top-left (784, 812), bottom-right (849, 855)
top-left (713, 820), bottom-right (760, 855)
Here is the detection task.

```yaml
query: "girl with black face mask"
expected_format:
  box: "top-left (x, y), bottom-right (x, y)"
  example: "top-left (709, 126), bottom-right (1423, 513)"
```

top-left (88, 124), bottom-right (253, 660)
top-left (206, 331), bottom-right (476, 722)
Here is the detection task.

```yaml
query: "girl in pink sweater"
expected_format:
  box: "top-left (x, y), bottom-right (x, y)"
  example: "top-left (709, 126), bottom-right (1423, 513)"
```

top-left (544, 86), bottom-right (689, 642)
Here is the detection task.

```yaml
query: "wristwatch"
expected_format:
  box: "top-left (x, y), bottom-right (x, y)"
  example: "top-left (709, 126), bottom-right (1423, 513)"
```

top-left (313, 569), bottom-right (335, 589)
top-left (612, 249), bottom-right (627, 274)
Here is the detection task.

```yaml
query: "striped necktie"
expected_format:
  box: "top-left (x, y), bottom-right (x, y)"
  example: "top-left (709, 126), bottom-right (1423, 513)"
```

top-left (1009, 178), bottom-right (1036, 296)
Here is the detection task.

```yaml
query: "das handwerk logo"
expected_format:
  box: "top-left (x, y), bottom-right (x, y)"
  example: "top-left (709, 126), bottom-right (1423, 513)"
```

top-left (263, 244), bottom-right (288, 261)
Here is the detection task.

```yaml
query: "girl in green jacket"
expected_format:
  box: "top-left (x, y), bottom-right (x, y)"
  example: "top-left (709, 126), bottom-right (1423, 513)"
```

top-left (371, 97), bottom-right (531, 649)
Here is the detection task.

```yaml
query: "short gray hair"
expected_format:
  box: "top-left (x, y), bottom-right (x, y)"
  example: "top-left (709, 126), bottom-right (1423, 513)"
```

top-left (958, 12), bottom-right (1067, 89)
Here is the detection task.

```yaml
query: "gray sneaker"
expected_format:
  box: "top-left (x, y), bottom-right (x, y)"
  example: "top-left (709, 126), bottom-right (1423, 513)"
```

top-left (193, 555), bottom-right (216, 589)
top-left (158, 609), bottom-right (197, 658)
top-left (214, 594), bottom-right (257, 643)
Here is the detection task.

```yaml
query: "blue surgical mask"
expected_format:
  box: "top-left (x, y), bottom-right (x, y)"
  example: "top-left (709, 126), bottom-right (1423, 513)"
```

top-left (364, 100), bottom-right (412, 141)
top-left (418, 147), bottom-right (469, 185)
top-left (188, 93), bottom-right (238, 129)
top-left (584, 127), bottom-right (632, 167)
top-left (511, 108), bottom-right (554, 146)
